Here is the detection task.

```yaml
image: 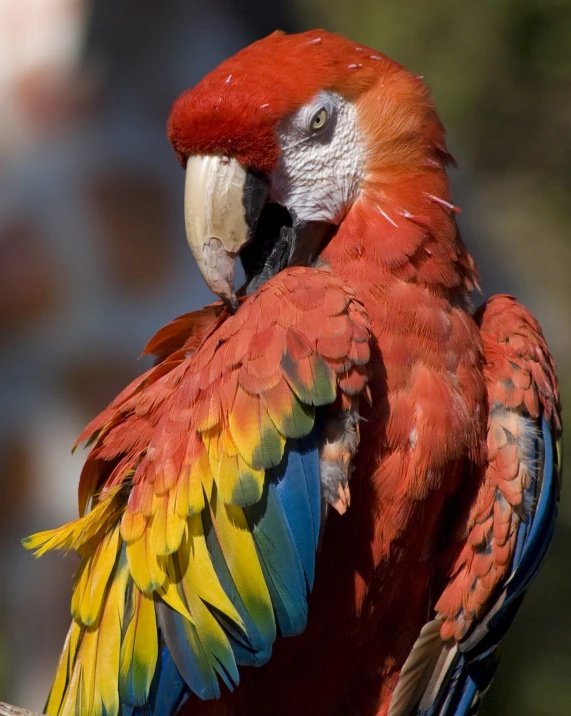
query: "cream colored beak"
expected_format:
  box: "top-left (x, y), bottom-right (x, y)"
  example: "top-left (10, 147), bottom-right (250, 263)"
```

top-left (184, 154), bottom-right (256, 310)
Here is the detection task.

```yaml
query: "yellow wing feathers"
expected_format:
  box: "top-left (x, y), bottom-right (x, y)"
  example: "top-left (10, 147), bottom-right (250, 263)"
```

top-left (25, 268), bottom-right (371, 715)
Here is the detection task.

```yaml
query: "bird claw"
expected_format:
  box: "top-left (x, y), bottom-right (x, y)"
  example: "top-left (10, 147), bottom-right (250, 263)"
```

top-left (319, 408), bottom-right (360, 517)
top-left (331, 482), bottom-right (351, 515)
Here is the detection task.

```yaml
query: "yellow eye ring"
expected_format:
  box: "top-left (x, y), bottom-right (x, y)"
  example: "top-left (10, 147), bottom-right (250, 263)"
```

top-left (310, 108), bottom-right (328, 131)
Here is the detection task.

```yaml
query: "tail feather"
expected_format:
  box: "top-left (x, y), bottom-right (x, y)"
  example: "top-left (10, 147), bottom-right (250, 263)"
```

top-left (388, 619), bottom-right (448, 716)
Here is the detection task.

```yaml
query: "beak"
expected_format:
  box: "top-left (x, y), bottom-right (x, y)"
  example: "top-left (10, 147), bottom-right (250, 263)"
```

top-left (184, 154), bottom-right (268, 310)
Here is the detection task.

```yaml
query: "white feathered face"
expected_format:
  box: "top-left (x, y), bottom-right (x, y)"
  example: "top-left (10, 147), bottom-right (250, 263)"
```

top-left (182, 90), bottom-right (364, 308)
top-left (271, 91), bottom-right (363, 224)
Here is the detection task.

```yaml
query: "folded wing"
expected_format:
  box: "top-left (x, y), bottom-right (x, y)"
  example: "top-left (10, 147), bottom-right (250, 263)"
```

top-left (25, 267), bottom-right (371, 716)
top-left (390, 295), bottom-right (561, 716)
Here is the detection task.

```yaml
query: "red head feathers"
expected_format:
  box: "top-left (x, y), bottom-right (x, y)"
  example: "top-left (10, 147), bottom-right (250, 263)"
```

top-left (167, 29), bottom-right (447, 174)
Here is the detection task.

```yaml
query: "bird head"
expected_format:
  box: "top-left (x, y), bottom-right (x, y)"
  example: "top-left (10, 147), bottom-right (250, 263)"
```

top-left (168, 29), bottom-right (452, 308)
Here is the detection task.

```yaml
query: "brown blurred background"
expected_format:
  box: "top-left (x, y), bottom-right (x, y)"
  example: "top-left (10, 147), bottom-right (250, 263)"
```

top-left (0, 0), bottom-right (570, 713)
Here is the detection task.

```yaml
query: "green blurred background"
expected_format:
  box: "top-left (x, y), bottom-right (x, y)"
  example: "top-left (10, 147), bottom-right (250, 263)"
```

top-left (0, 0), bottom-right (569, 713)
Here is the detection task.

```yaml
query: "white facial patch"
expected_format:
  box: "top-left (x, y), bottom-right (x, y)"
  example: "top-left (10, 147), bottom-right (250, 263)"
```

top-left (270, 91), bottom-right (363, 224)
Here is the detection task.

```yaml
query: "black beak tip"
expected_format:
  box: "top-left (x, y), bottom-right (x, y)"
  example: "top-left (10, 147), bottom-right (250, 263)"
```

top-left (222, 293), bottom-right (240, 314)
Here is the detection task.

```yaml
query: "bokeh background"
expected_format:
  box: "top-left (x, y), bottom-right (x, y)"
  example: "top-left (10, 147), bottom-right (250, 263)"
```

top-left (0, 0), bottom-right (570, 713)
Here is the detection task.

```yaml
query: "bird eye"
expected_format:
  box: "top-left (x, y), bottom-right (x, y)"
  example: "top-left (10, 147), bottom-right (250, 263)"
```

top-left (310, 108), bottom-right (328, 131)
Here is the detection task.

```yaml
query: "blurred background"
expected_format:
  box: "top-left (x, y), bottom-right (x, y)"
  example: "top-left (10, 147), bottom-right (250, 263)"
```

top-left (0, 0), bottom-right (570, 713)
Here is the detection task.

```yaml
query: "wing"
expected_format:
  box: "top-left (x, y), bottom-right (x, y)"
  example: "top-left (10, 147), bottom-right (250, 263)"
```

top-left (24, 266), bottom-right (371, 716)
top-left (390, 295), bottom-right (561, 716)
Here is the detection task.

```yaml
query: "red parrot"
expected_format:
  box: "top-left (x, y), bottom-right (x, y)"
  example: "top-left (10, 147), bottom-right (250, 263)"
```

top-left (25, 30), bottom-right (561, 716)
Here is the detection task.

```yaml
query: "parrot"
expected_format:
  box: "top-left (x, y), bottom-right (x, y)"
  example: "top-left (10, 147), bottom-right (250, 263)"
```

top-left (24, 29), bottom-right (561, 716)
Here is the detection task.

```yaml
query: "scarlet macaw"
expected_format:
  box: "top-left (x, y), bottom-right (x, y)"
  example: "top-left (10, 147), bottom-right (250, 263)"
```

top-left (25, 30), bottom-right (561, 716)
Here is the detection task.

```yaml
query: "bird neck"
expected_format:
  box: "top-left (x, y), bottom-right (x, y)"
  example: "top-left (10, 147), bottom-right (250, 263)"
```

top-left (321, 167), bottom-right (478, 310)
top-left (320, 168), bottom-right (485, 583)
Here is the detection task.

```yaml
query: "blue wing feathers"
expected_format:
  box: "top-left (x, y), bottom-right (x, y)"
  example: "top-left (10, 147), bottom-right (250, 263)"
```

top-left (246, 428), bottom-right (321, 637)
top-left (202, 504), bottom-right (274, 665)
top-left (454, 675), bottom-right (477, 716)
top-left (147, 426), bottom-right (322, 714)
top-left (421, 412), bottom-right (559, 716)
top-left (131, 647), bottom-right (187, 716)
top-left (503, 416), bottom-right (557, 608)
top-left (420, 650), bottom-right (499, 716)
top-left (299, 432), bottom-right (323, 549)
top-left (274, 439), bottom-right (320, 588)
top-left (156, 601), bottom-right (222, 701)
top-left (147, 647), bottom-right (188, 714)
top-left (246, 480), bottom-right (308, 636)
